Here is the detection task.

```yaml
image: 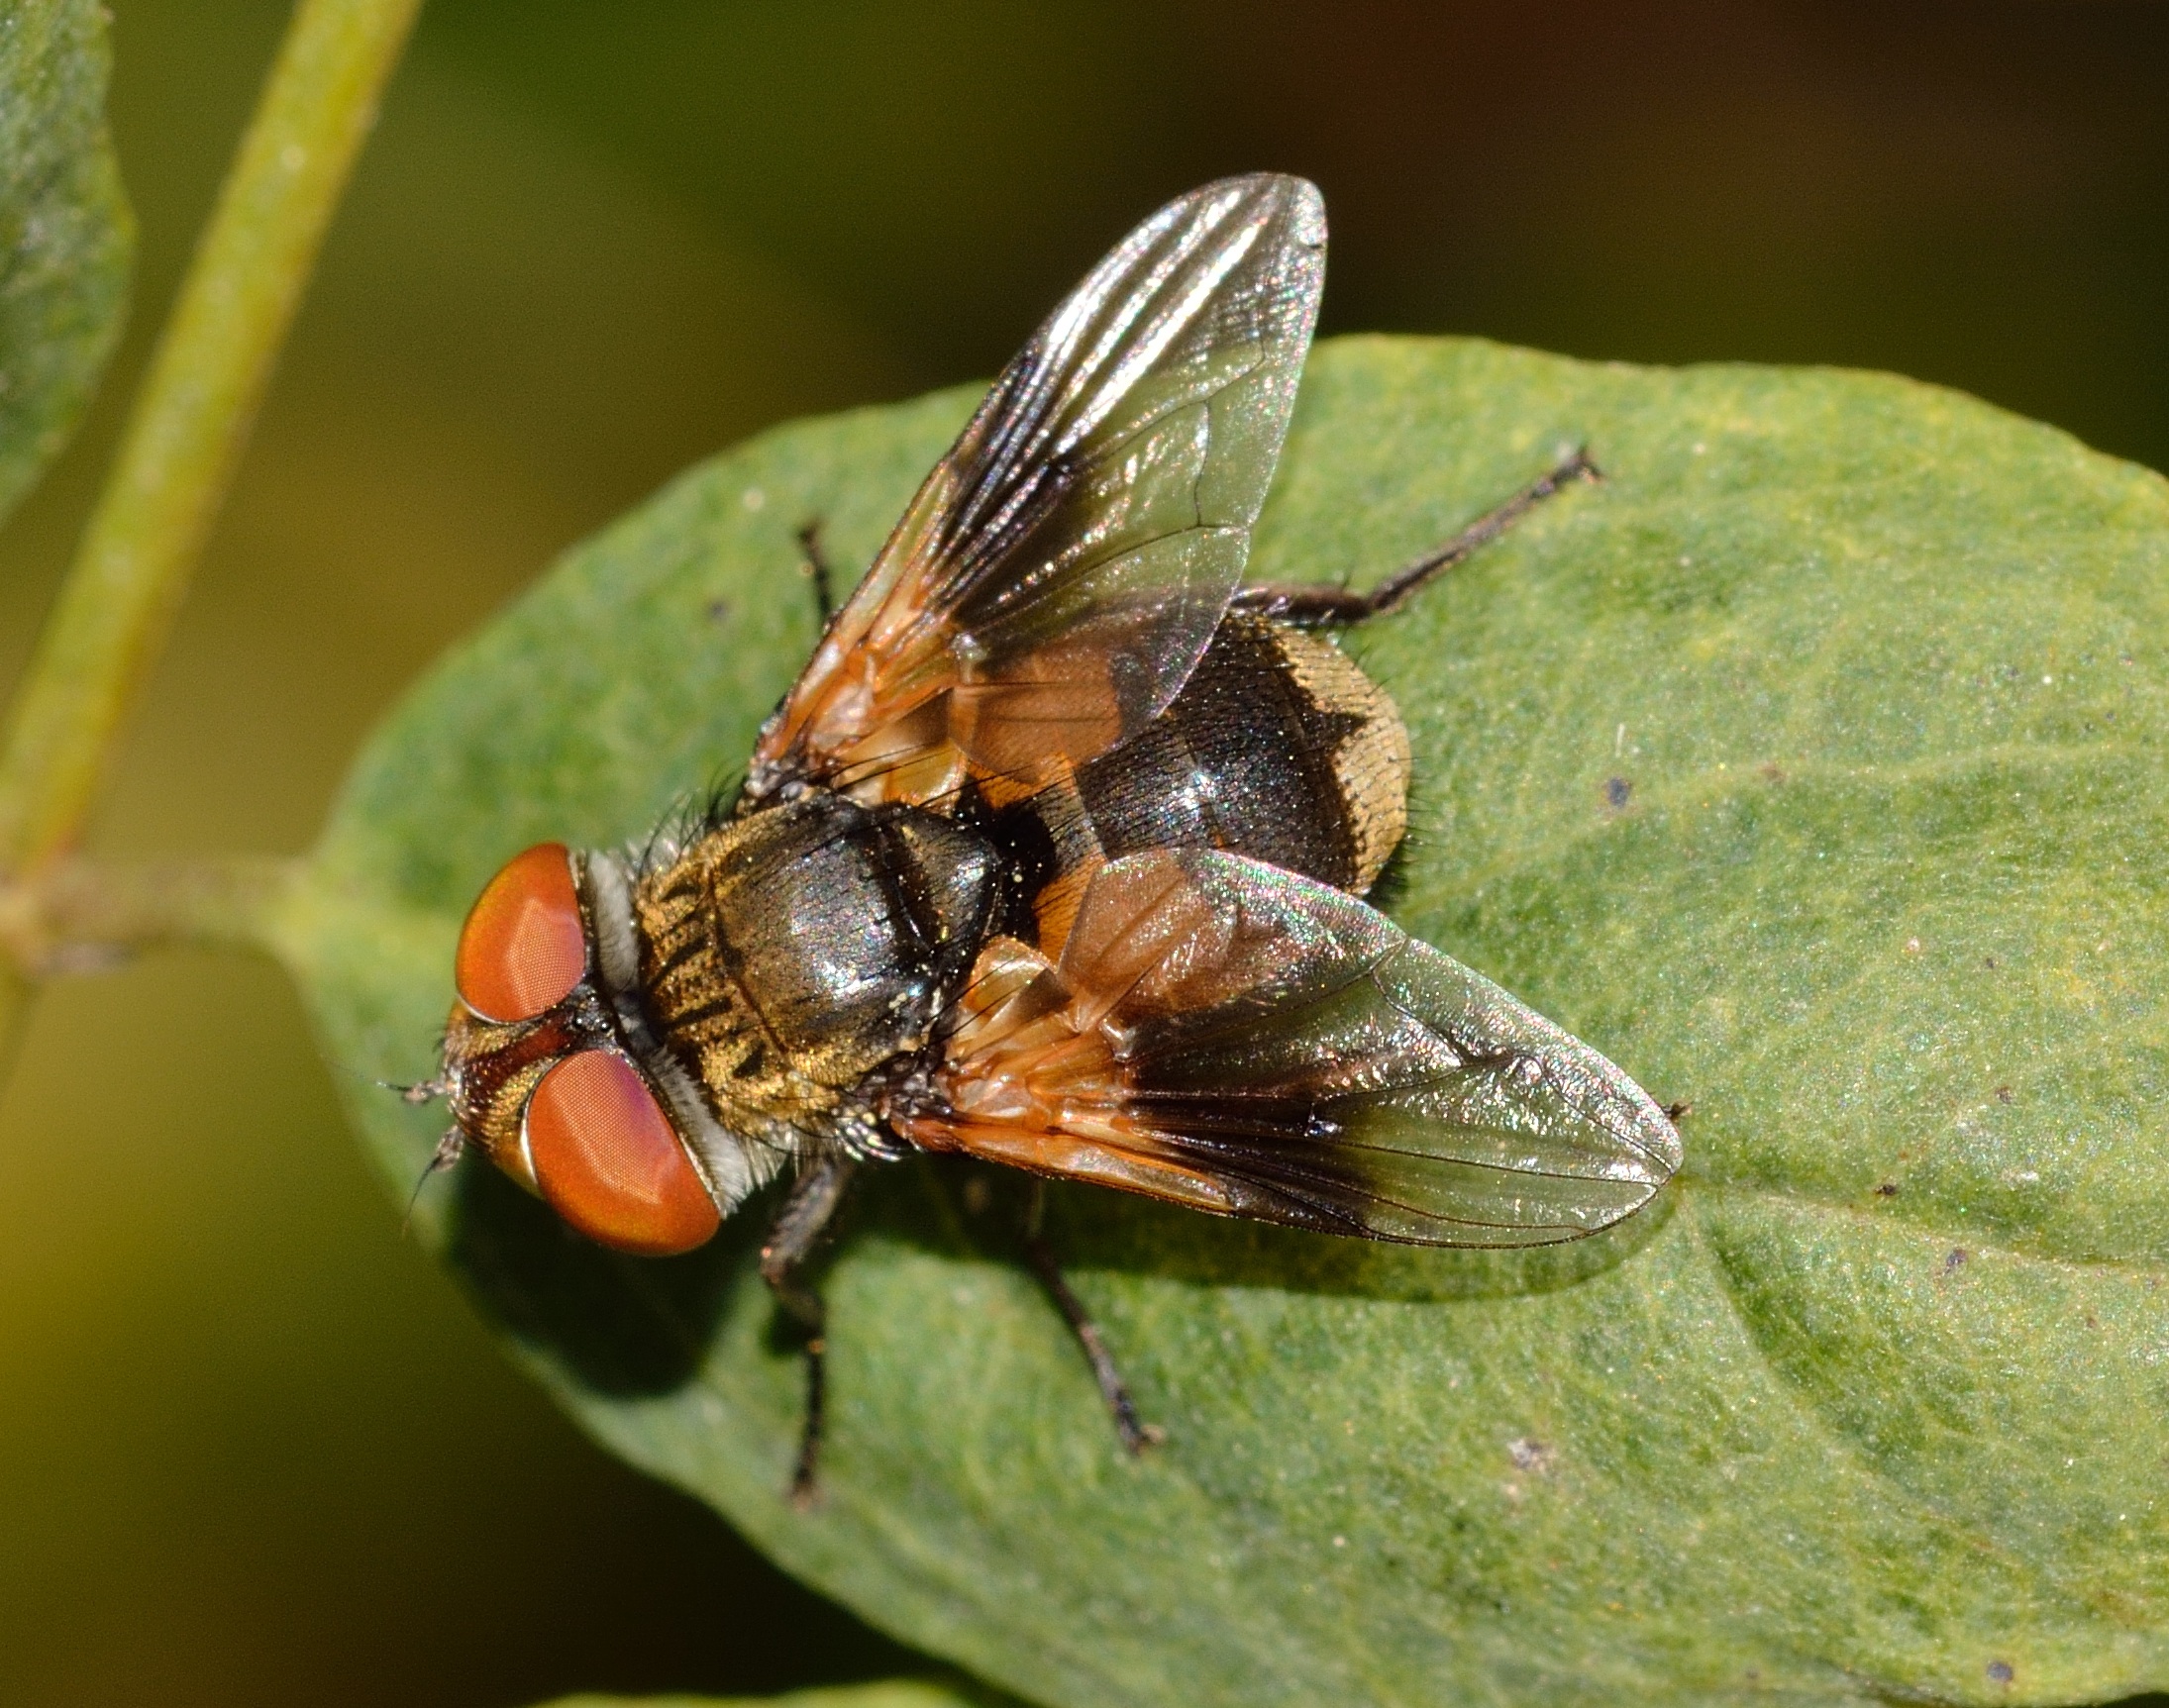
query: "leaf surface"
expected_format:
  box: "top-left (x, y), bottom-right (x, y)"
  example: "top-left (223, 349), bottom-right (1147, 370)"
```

top-left (289, 337), bottom-right (2169, 1708)
top-left (0, 0), bottom-right (131, 525)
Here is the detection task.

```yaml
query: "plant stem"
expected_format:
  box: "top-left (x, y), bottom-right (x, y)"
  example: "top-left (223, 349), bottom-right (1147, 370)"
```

top-left (0, 0), bottom-right (423, 878)
top-left (0, 854), bottom-right (305, 976)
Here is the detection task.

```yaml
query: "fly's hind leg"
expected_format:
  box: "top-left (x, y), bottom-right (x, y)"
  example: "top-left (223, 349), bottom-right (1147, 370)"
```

top-left (1021, 1182), bottom-right (1164, 1456)
top-left (795, 520), bottom-right (837, 629)
top-left (761, 1155), bottom-right (859, 1506)
top-left (1234, 446), bottom-right (1600, 627)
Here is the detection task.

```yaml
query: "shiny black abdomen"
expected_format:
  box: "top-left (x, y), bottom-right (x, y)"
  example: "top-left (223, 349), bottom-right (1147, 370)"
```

top-left (1073, 611), bottom-right (1372, 888)
top-left (974, 611), bottom-right (1408, 940)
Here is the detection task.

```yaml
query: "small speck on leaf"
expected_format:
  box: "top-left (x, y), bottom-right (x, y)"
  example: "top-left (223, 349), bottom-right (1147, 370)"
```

top-left (1945, 1249), bottom-right (1969, 1274)
top-left (1604, 776), bottom-right (1631, 810)
top-left (1875, 1182), bottom-right (1899, 1198)
top-left (1508, 1437), bottom-right (1556, 1474)
top-left (1996, 1085), bottom-right (2014, 1105)
top-left (1988, 1660), bottom-right (2014, 1685)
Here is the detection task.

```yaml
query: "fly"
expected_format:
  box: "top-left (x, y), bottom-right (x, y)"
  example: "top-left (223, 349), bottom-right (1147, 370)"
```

top-left (414, 175), bottom-right (1682, 1501)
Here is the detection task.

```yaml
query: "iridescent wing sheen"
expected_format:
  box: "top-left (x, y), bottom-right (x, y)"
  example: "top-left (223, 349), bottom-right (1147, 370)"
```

top-left (900, 851), bottom-right (1682, 1247)
top-left (749, 174), bottom-right (1327, 805)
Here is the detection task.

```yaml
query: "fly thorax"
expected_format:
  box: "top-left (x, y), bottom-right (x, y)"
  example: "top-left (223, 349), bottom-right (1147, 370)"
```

top-left (625, 793), bottom-right (998, 1154)
top-left (575, 848), bottom-right (775, 1210)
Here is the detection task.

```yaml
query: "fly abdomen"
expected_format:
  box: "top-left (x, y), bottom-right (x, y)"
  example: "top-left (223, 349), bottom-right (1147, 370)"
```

top-left (982, 609), bottom-right (1412, 954)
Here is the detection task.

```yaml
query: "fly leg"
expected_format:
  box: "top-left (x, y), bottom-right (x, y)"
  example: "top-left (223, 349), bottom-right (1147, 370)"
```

top-left (1021, 1182), bottom-right (1164, 1456)
top-left (795, 520), bottom-right (836, 629)
top-left (761, 1154), bottom-right (859, 1506)
top-left (1234, 446), bottom-right (1601, 627)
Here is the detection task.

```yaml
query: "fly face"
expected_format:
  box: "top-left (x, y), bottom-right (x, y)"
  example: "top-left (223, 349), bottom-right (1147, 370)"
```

top-left (425, 172), bottom-right (1680, 1489)
top-left (439, 840), bottom-right (723, 1256)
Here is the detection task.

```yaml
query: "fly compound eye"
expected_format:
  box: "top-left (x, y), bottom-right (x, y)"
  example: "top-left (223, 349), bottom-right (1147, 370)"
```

top-left (455, 842), bottom-right (588, 1022)
top-left (523, 1051), bottom-right (721, 1256)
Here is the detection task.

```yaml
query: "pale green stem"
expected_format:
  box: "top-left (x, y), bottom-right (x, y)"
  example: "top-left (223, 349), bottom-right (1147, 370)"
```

top-left (0, 852), bottom-right (305, 1088)
top-left (0, 0), bottom-right (423, 874)
top-left (0, 854), bottom-right (304, 975)
top-left (0, 0), bottom-right (421, 1048)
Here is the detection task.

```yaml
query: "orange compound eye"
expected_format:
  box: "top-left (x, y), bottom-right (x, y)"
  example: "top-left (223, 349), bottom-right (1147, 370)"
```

top-left (456, 842), bottom-right (588, 1022)
top-left (524, 1051), bottom-right (721, 1256)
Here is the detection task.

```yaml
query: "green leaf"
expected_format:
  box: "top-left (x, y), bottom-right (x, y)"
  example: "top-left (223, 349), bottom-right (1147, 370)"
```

top-left (286, 337), bottom-right (2169, 1707)
top-left (0, 0), bottom-right (132, 526)
top-left (535, 1684), bottom-right (1004, 1708)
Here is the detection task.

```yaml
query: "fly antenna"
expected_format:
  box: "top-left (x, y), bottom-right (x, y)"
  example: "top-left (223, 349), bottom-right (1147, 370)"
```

top-left (403, 1128), bottom-right (466, 1236)
top-left (380, 1075), bottom-right (449, 1106)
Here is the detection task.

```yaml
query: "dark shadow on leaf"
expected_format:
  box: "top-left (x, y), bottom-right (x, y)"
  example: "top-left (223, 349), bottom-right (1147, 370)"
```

top-left (1363, 828), bottom-right (1413, 917)
top-left (854, 1155), bottom-right (1678, 1307)
top-left (445, 1156), bottom-right (759, 1396)
top-left (441, 1136), bottom-right (1675, 1404)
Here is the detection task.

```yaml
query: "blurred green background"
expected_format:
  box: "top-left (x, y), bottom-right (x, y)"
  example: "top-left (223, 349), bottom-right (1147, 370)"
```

top-left (0, 2), bottom-right (2164, 1704)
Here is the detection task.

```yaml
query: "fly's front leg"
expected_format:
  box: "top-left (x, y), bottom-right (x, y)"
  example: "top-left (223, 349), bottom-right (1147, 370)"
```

top-left (795, 520), bottom-right (837, 629)
top-left (1235, 446), bottom-right (1601, 627)
top-left (1021, 1182), bottom-right (1164, 1456)
top-left (761, 1154), bottom-right (858, 1505)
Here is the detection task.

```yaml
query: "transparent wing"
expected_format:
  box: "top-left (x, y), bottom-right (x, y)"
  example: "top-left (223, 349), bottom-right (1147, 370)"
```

top-left (751, 174), bottom-right (1326, 803)
top-left (903, 851), bottom-right (1681, 1247)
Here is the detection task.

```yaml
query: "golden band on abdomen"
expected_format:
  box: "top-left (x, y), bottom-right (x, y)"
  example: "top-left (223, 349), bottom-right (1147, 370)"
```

top-left (1066, 609), bottom-right (1409, 896)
